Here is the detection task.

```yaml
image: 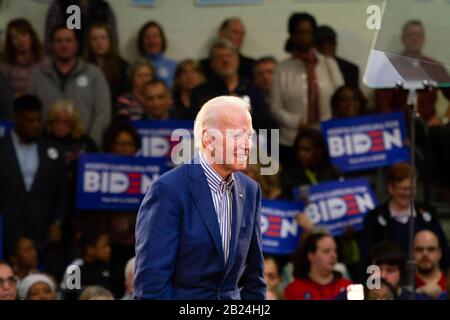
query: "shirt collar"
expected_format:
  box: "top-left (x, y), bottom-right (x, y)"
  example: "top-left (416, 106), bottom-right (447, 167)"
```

top-left (199, 151), bottom-right (234, 194)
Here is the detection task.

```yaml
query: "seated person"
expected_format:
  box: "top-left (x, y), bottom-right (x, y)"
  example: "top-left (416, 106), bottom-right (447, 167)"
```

top-left (414, 230), bottom-right (447, 299)
top-left (284, 230), bottom-right (352, 300)
top-left (362, 162), bottom-right (449, 270)
top-left (9, 237), bottom-right (39, 280)
top-left (61, 230), bottom-right (113, 300)
top-left (18, 273), bottom-right (57, 300)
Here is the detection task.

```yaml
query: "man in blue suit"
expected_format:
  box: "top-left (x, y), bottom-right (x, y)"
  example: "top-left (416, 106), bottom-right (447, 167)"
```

top-left (134, 95), bottom-right (266, 300)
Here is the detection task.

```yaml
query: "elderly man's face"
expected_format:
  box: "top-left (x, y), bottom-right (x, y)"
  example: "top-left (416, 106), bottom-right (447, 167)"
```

top-left (210, 47), bottom-right (239, 79)
top-left (0, 265), bottom-right (18, 300)
top-left (205, 106), bottom-right (253, 175)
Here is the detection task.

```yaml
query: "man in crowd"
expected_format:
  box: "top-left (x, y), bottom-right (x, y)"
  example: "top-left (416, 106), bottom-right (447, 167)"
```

top-left (253, 57), bottom-right (277, 105)
top-left (201, 17), bottom-right (255, 82)
top-left (414, 230), bottom-right (447, 299)
top-left (29, 26), bottom-right (111, 144)
top-left (141, 79), bottom-right (173, 120)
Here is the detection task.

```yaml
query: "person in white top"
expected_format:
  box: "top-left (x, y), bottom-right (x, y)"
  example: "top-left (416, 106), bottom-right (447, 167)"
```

top-left (271, 12), bottom-right (343, 166)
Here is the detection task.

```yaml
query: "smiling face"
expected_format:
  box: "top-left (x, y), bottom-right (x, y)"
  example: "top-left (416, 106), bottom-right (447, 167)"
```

top-left (143, 25), bottom-right (164, 55)
top-left (202, 103), bottom-right (253, 177)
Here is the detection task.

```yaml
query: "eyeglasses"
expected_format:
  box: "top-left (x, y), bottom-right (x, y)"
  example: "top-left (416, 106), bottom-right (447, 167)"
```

top-left (0, 276), bottom-right (19, 288)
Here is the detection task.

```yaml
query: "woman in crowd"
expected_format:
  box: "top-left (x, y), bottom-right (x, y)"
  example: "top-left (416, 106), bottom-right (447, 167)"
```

top-left (44, 0), bottom-right (118, 55)
top-left (1, 18), bottom-right (47, 97)
top-left (85, 23), bottom-right (130, 104)
top-left (281, 127), bottom-right (342, 199)
top-left (115, 60), bottom-right (156, 120)
top-left (285, 230), bottom-right (352, 300)
top-left (172, 59), bottom-right (204, 120)
top-left (45, 100), bottom-right (99, 183)
top-left (331, 85), bottom-right (367, 119)
top-left (137, 21), bottom-right (177, 88)
top-left (18, 274), bottom-right (57, 300)
top-left (270, 12), bottom-right (343, 167)
top-left (264, 256), bottom-right (284, 300)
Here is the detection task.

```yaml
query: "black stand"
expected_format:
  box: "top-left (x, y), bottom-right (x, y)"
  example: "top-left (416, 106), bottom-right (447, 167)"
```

top-left (399, 80), bottom-right (436, 300)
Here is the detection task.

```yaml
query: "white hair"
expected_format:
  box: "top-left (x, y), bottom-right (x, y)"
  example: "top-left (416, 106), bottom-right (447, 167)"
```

top-left (193, 95), bottom-right (251, 151)
top-left (124, 256), bottom-right (136, 284)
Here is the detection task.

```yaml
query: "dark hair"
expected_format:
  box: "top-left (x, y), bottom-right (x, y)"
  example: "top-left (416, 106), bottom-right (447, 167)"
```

top-left (84, 23), bottom-right (123, 89)
top-left (79, 229), bottom-right (108, 255)
top-left (137, 21), bottom-right (167, 56)
top-left (13, 94), bottom-right (43, 114)
top-left (315, 25), bottom-right (337, 46)
top-left (219, 17), bottom-right (242, 32)
top-left (145, 78), bottom-right (170, 93)
top-left (387, 162), bottom-right (414, 186)
top-left (254, 56), bottom-right (277, 70)
top-left (50, 25), bottom-right (77, 43)
top-left (366, 241), bottom-right (407, 286)
top-left (285, 12), bottom-right (317, 52)
top-left (0, 260), bottom-right (13, 269)
top-left (102, 119), bottom-right (141, 153)
top-left (4, 18), bottom-right (43, 64)
top-left (11, 237), bottom-right (35, 257)
top-left (292, 231), bottom-right (333, 279)
top-left (263, 254), bottom-right (281, 276)
top-left (402, 19), bottom-right (424, 37)
top-left (364, 278), bottom-right (399, 300)
top-left (173, 59), bottom-right (204, 97)
top-left (331, 85), bottom-right (367, 117)
top-left (293, 128), bottom-right (331, 169)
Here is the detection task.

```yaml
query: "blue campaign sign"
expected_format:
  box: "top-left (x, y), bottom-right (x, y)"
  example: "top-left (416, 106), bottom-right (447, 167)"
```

top-left (261, 199), bottom-right (304, 255)
top-left (321, 112), bottom-right (410, 172)
top-left (76, 153), bottom-right (168, 211)
top-left (0, 120), bottom-right (12, 137)
top-left (132, 120), bottom-right (194, 166)
top-left (293, 179), bottom-right (378, 237)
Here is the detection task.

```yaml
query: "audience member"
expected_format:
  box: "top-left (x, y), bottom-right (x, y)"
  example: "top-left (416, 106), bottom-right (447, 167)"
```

top-left (253, 56), bottom-right (277, 105)
top-left (285, 230), bottom-right (351, 300)
top-left (331, 85), bottom-right (367, 119)
top-left (9, 237), bottom-right (39, 280)
top-left (44, 0), bottom-right (118, 56)
top-left (172, 59), bottom-right (205, 120)
top-left (141, 79), bottom-right (173, 120)
top-left (362, 163), bottom-right (449, 269)
top-left (115, 60), bottom-right (155, 120)
top-left (315, 25), bottom-right (360, 88)
top-left (29, 26), bottom-right (111, 145)
top-left (0, 18), bottom-right (48, 97)
top-left (79, 285), bottom-right (114, 300)
top-left (271, 12), bottom-right (343, 167)
top-left (191, 38), bottom-right (273, 131)
top-left (85, 23), bottom-right (129, 104)
top-left (264, 256), bottom-right (284, 300)
top-left (61, 230), bottom-right (113, 299)
top-left (122, 256), bottom-right (135, 300)
top-left (0, 95), bottom-right (69, 258)
top-left (414, 230), bottom-right (447, 299)
top-left (137, 21), bottom-right (176, 88)
top-left (200, 17), bottom-right (255, 82)
top-left (0, 261), bottom-right (18, 300)
top-left (18, 273), bottom-right (57, 300)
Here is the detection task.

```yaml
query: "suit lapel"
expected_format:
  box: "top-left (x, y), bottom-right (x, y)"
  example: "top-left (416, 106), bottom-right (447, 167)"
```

top-left (188, 162), bottom-right (225, 268)
top-left (225, 175), bottom-right (245, 272)
top-left (30, 140), bottom-right (47, 194)
top-left (5, 135), bottom-right (28, 193)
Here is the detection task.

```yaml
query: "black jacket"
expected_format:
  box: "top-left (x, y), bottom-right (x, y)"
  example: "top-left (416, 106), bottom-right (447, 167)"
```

top-left (336, 57), bottom-right (360, 88)
top-left (361, 202), bottom-right (450, 269)
top-left (0, 135), bottom-right (69, 254)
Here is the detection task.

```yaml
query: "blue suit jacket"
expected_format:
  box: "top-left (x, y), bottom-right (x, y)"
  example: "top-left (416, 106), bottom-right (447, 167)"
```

top-left (134, 157), bottom-right (266, 300)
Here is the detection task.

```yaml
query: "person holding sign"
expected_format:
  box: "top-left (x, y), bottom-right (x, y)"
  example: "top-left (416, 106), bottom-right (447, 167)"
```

top-left (134, 96), bottom-right (266, 299)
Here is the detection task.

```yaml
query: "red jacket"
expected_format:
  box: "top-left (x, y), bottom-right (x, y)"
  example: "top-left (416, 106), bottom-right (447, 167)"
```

top-left (285, 273), bottom-right (352, 300)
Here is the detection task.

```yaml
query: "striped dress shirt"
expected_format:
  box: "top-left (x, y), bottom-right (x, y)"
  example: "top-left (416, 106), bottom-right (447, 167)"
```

top-left (199, 152), bottom-right (234, 263)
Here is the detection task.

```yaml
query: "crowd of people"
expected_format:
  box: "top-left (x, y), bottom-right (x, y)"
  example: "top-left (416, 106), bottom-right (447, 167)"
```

top-left (1, 0), bottom-right (450, 300)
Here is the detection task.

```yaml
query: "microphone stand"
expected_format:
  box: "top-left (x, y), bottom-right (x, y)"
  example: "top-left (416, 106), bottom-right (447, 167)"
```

top-left (398, 79), bottom-right (436, 300)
